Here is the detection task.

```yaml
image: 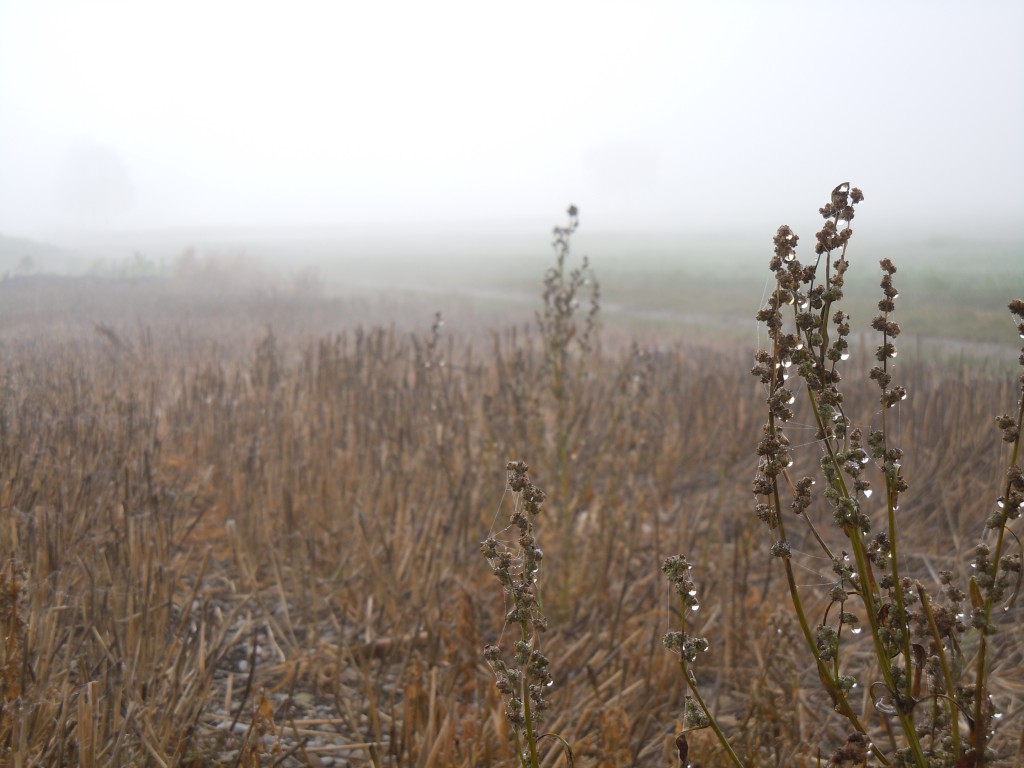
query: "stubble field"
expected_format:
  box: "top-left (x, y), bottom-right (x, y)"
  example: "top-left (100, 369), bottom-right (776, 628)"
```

top-left (1, 228), bottom-right (1022, 767)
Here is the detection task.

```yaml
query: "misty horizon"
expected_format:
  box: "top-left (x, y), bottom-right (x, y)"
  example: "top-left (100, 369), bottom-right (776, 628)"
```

top-left (2, 1), bottom-right (1023, 244)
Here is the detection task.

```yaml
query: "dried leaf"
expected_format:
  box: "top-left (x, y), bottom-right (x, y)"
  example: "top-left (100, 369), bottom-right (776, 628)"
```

top-left (911, 643), bottom-right (926, 698)
top-left (539, 732), bottom-right (574, 767)
top-left (969, 577), bottom-right (984, 610)
top-left (676, 732), bottom-right (689, 765)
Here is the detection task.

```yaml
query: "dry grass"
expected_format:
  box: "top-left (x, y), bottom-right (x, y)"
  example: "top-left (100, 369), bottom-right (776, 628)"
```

top-left (0, 264), bottom-right (1020, 766)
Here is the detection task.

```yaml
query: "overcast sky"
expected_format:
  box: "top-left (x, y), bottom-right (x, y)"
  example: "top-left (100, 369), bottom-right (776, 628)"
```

top-left (1, 0), bottom-right (1022, 239)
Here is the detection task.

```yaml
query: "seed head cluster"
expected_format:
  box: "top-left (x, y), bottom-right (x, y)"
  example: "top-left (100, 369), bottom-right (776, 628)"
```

top-left (661, 555), bottom-right (709, 663)
top-left (747, 185), bottom-right (1024, 766)
top-left (481, 461), bottom-right (553, 745)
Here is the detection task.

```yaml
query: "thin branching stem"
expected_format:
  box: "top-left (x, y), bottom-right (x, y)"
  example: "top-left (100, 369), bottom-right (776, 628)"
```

top-left (917, 584), bottom-right (962, 756)
top-left (676, 594), bottom-right (746, 768)
top-left (972, 390), bottom-right (1024, 763)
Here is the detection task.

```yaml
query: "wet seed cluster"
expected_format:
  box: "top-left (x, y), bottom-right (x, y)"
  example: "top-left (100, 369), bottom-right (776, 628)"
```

top-left (752, 184), bottom-right (867, 559)
top-left (661, 555), bottom-right (709, 663)
top-left (481, 461), bottom-right (553, 745)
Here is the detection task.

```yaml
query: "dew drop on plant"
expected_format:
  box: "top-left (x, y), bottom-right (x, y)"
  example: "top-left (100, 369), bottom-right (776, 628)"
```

top-left (840, 352), bottom-right (850, 361)
top-left (874, 696), bottom-right (898, 716)
top-left (786, 394), bottom-right (796, 404)
top-left (851, 627), bottom-right (862, 635)
top-left (687, 589), bottom-right (697, 596)
top-left (691, 604), bottom-right (700, 612)
top-left (863, 489), bottom-right (873, 498)
top-left (781, 359), bottom-right (792, 368)
top-left (860, 456), bottom-right (869, 464)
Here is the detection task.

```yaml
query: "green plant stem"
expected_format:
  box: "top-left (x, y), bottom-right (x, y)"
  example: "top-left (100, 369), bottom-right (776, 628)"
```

top-left (885, 472), bottom-right (915, 705)
top-left (845, 530), bottom-right (928, 768)
top-left (518, 618), bottom-right (540, 768)
top-left (796, 335), bottom-right (928, 767)
top-left (878, 319), bottom-right (917, 711)
top-left (805, 389), bottom-right (929, 768)
top-left (971, 391), bottom-right (1024, 763)
top-left (781, 469), bottom-right (837, 560)
top-left (512, 730), bottom-right (526, 768)
top-left (767, 325), bottom-right (878, 755)
top-left (817, 299), bottom-right (833, 370)
top-left (677, 595), bottom-right (745, 768)
top-left (917, 584), bottom-right (962, 757)
top-left (772, 486), bottom-right (879, 759)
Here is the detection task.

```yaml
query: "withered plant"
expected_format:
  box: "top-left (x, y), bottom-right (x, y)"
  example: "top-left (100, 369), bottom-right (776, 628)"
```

top-left (666, 183), bottom-right (1023, 767)
top-left (481, 461), bottom-right (571, 768)
top-left (536, 206), bottom-right (601, 539)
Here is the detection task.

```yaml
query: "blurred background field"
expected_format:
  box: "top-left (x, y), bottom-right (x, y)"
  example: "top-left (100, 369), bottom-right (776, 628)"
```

top-left (1, 232), bottom-right (1021, 766)
top-left (3, 226), bottom-right (1021, 352)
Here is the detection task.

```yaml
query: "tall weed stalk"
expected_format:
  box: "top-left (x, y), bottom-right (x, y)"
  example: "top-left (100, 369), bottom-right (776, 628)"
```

top-left (536, 207), bottom-right (600, 546)
top-left (481, 461), bottom-right (571, 768)
top-left (668, 183), bottom-right (1023, 767)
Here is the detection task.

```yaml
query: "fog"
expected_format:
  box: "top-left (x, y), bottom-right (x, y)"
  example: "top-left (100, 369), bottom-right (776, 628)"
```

top-left (1, 0), bottom-right (1023, 243)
